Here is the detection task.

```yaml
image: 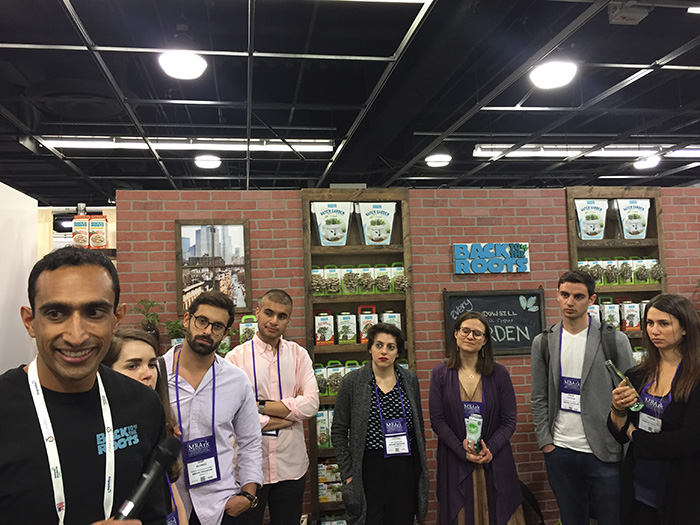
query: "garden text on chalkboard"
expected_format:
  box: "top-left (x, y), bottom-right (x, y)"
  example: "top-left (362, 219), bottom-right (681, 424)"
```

top-left (444, 289), bottom-right (546, 356)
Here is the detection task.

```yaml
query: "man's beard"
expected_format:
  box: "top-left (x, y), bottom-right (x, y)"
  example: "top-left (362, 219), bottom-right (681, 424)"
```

top-left (185, 329), bottom-right (219, 356)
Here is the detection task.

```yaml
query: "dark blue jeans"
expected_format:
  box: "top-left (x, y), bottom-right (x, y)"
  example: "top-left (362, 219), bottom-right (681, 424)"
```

top-left (544, 446), bottom-right (622, 525)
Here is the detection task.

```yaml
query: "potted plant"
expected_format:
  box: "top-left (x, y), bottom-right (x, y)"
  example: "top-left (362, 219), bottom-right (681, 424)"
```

top-left (130, 299), bottom-right (163, 341)
top-left (164, 319), bottom-right (186, 347)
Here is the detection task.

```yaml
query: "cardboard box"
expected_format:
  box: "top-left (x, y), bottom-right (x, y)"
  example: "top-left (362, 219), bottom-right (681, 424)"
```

top-left (315, 312), bottom-right (334, 345)
top-left (89, 215), bottom-right (108, 249)
top-left (380, 311), bottom-right (402, 331)
top-left (620, 303), bottom-right (641, 332)
top-left (239, 315), bottom-right (257, 343)
top-left (336, 313), bottom-right (357, 344)
top-left (602, 304), bottom-right (621, 330)
top-left (72, 215), bottom-right (90, 248)
top-left (358, 306), bottom-right (377, 344)
top-left (316, 410), bottom-right (331, 449)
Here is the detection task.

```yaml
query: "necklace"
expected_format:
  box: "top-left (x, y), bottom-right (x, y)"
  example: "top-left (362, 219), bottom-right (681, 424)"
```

top-left (464, 377), bottom-right (481, 402)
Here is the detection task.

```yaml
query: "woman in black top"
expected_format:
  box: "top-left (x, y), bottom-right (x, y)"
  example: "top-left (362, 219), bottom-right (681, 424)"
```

top-left (331, 323), bottom-right (428, 525)
top-left (608, 293), bottom-right (700, 524)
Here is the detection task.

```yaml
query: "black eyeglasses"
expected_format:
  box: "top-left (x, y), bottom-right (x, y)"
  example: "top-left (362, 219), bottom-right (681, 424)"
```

top-left (192, 314), bottom-right (228, 335)
top-left (458, 326), bottom-right (485, 340)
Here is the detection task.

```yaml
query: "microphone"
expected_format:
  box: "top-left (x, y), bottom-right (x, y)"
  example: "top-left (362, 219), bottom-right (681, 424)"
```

top-left (113, 435), bottom-right (181, 521)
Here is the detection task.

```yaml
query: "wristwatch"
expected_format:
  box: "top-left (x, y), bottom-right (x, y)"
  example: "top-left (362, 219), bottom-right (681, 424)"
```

top-left (258, 400), bottom-right (266, 415)
top-left (240, 490), bottom-right (259, 508)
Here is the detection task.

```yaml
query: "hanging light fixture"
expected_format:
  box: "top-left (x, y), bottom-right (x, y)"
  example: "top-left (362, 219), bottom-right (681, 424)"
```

top-left (194, 154), bottom-right (222, 169)
top-left (633, 154), bottom-right (661, 170)
top-left (425, 146), bottom-right (452, 168)
top-left (159, 23), bottom-right (208, 80)
top-left (529, 60), bottom-right (577, 90)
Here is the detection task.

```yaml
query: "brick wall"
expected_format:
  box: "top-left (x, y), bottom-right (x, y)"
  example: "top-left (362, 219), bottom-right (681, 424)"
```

top-left (115, 187), bottom-right (700, 524)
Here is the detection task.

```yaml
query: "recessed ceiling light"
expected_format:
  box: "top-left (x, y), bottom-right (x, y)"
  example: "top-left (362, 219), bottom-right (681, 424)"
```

top-left (159, 50), bottom-right (208, 80)
top-left (529, 60), bottom-right (578, 89)
top-left (194, 155), bottom-right (222, 169)
top-left (633, 155), bottom-right (660, 170)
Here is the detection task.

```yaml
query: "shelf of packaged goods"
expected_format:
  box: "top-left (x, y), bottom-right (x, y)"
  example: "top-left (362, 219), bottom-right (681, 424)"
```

top-left (312, 293), bottom-right (407, 304)
top-left (595, 283), bottom-right (663, 293)
top-left (311, 244), bottom-right (404, 256)
top-left (317, 448), bottom-right (336, 458)
top-left (576, 238), bottom-right (658, 249)
top-left (318, 502), bottom-right (345, 513)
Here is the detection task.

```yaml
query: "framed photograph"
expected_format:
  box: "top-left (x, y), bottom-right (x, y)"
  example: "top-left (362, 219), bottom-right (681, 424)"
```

top-left (443, 288), bottom-right (546, 356)
top-left (176, 220), bottom-right (252, 314)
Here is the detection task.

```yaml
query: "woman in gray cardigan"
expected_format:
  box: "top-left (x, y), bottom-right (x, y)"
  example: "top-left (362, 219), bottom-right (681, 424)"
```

top-left (331, 323), bottom-right (429, 525)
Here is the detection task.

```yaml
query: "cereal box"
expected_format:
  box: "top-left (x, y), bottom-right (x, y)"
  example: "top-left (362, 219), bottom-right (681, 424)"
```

top-left (72, 215), bottom-right (90, 248)
top-left (89, 215), bottom-right (108, 249)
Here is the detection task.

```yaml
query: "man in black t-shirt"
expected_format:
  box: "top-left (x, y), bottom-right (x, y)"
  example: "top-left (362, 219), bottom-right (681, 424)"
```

top-left (0, 246), bottom-right (167, 524)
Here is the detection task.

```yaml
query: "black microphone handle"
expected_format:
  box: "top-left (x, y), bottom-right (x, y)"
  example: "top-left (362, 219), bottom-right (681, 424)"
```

top-left (113, 435), bottom-right (181, 521)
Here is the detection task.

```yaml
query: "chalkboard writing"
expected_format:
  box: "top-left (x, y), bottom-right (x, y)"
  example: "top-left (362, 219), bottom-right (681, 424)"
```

top-left (443, 289), bottom-right (546, 355)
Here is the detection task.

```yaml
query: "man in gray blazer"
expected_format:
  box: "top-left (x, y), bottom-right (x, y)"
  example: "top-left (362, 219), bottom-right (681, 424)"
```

top-left (531, 270), bottom-right (633, 525)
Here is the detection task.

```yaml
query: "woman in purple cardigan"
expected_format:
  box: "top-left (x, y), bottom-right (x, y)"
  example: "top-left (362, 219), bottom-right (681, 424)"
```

top-left (429, 311), bottom-right (524, 525)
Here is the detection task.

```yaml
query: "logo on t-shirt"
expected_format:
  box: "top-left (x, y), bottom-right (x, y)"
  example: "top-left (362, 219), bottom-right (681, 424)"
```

top-left (96, 424), bottom-right (139, 455)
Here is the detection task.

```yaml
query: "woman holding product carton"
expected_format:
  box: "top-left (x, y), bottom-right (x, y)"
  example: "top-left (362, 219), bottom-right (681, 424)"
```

top-left (331, 323), bottom-right (428, 525)
top-left (103, 328), bottom-right (188, 525)
top-left (608, 293), bottom-right (700, 524)
top-left (429, 311), bottom-right (524, 525)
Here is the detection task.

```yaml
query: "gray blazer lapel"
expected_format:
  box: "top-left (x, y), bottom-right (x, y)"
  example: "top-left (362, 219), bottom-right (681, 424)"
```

top-left (549, 321), bottom-right (563, 385)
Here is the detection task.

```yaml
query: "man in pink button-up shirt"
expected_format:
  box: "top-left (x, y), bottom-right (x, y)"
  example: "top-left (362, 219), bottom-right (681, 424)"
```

top-left (226, 289), bottom-right (319, 525)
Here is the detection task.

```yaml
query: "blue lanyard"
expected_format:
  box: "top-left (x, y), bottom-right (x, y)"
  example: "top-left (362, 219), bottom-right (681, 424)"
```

top-left (373, 372), bottom-right (407, 425)
top-left (251, 339), bottom-right (283, 401)
top-left (641, 361), bottom-right (682, 403)
top-left (174, 348), bottom-right (216, 439)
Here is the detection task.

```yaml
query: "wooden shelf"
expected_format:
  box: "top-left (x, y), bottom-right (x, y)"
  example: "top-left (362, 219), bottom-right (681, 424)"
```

top-left (314, 343), bottom-right (366, 354)
top-left (576, 238), bottom-right (658, 248)
top-left (311, 244), bottom-right (404, 255)
top-left (312, 292), bottom-right (407, 304)
top-left (318, 502), bottom-right (345, 512)
top-left (595, 283), bottom-right (663, 293)
top-left (302, 188), bottom-right (414, 521)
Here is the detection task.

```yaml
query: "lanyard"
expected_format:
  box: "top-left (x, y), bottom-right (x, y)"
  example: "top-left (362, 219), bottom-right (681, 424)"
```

top-left (373, 372), bottom-right (408, 427)
top-left (251, 340), bottom-right (283, 401)
top-left (175, 349), bottom-right (216, 439)
top-left (28, 358), bottom-right (115, 524)
top-left (641, 361), bottom-right (681, 405)
top-left (558, 317), bottom-right (591, 377)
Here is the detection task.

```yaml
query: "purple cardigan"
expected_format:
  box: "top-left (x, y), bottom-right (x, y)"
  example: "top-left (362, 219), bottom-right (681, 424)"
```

top-left (429, 362), bottom-right (522, 525)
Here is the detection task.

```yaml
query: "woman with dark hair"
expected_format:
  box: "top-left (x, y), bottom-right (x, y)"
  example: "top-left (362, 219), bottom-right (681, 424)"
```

top-left (429, 311), bottom-right (524, 525)
top-left (104, 328), bottom-right (188, 525)
top-left (608, 293), bottom-right (700, 524)
top-left (331, 323), bottom-right (428, 525)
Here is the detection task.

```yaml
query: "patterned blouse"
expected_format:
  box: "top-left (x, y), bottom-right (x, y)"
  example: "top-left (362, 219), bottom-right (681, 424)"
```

top-left (365, 371), bottom-right (415, 450)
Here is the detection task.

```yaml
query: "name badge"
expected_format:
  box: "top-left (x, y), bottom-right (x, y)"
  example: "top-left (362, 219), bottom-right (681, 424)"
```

top-left (560, 376), bottom-right (581, 413)
top-left (462, 401), bottom-right (483, 435)
top-left (638, 412), bottom-right (662, 433)
top-left (381, 418), bottom-right (411, 457)
top-left (166, 510), bottom-right (179, 525)
top-left (181, 435), bottom-right (221, 488)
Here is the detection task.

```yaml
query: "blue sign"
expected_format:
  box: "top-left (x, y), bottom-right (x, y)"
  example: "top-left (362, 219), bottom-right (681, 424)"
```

top-left (453, 242), bottom-right (530, 274)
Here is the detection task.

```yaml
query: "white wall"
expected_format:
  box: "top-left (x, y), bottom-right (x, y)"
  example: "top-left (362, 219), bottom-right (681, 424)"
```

top-left (0, 183), bottom-right (37, 373)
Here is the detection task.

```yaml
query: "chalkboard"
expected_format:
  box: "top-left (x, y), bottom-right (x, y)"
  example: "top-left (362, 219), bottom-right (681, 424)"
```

top-left (443, 289), bottom-right (546, 356)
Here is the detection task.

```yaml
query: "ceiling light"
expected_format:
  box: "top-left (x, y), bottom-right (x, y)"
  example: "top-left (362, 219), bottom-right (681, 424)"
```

top-left (633, 155), bottom-right (660, 170)
top-left (529, 60), bottom-right (577, 89)
top-left (472, 143), bottom-right (699, 160)
top-left (159, 23), bottom-right (207, 80)
top-left (689, 7), bottom-right (700, 14)
top-left (425, 147), bottom-right (452, 168)
top-left (41, 136), bottom-right (335, 153)
top-left (159, 51), bottom-right (207, 80)
top-left (194, 155), bottom-right (221, 169)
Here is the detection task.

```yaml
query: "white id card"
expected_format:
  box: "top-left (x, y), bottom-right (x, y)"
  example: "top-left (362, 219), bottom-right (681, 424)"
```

top-left (186, 457), bottom-right (219, 486)
top-left (385, 434), bottom-right (410, 455)
top-left (561, 392), bottom-right (581, 412)
top-left (638, 412), bottom-right (662, 433)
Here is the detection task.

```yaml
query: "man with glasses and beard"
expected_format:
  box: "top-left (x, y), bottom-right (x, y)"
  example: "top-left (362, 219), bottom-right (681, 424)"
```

top-left (163, 291), bottom-right (263, 525)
